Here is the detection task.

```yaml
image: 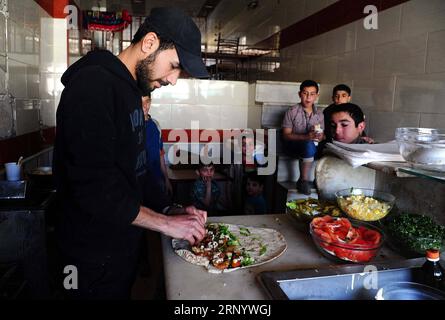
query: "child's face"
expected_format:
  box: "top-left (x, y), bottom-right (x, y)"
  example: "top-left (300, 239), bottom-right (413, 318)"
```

top-left (299, 86), bottom-right (319, 109)
top-left (242, 137), bottom-right (255, 155)
top-left (333, 90), bottom-right (351, 105)
top-left (198, 166), bottom-right (215, 179)
top-left (142, 96), bottom-right (151, 114)
top-left (246, 179), bottom-right (263, 196)
top-left (331, 111), bottom-right (365, 144)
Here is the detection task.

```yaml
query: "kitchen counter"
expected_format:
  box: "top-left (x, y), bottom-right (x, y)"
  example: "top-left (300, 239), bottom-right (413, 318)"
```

top-left (161, 213), bottom-right (405, 300)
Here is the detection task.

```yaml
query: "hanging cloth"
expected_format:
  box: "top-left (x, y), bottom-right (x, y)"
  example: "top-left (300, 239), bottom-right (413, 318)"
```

top-left (83, 9), bottom-right (132, 32)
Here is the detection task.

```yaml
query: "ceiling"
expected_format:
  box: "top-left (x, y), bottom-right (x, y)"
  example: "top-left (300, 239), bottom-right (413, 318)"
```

top-left (74, 0), bottom-right (265, 49)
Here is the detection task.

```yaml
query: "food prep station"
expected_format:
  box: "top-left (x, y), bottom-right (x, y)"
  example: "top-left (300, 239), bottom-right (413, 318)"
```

top-left (161, 213), bottom-right (413, 300)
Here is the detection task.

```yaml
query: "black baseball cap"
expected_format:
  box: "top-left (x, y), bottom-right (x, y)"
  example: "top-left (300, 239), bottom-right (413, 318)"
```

top-left (146, 7), bottom-right (209, 79)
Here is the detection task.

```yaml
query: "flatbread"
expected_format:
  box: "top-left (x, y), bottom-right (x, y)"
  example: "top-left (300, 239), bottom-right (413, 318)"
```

top-left (172, 223), bottom-right (287, 273)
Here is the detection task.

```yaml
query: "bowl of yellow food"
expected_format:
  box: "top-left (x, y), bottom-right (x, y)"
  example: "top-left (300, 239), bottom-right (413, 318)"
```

top-left (335, 188), bottom-right (395, 222)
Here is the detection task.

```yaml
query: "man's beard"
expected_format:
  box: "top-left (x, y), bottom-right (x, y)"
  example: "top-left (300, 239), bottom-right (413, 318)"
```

top-left (135, 51), bottom-right (157, 96)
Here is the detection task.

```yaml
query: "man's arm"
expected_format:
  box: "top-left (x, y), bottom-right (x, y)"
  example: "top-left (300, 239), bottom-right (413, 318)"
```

top-left (282, 127), bottom-right (311, 141)
top-left (132, 206), bottom-right (206, 245)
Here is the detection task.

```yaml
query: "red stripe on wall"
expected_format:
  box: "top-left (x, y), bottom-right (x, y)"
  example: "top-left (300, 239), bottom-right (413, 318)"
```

top-left (161, 129), bottom-right (268, 143)
top-left (255, 0), bottom-right (409, 50)
top-left (35, 0), bottom-right (69, 18)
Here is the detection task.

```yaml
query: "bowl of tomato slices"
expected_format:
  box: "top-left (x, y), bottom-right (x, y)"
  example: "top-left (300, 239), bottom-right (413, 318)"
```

top-left (310, 215), bottom-right (385, 263)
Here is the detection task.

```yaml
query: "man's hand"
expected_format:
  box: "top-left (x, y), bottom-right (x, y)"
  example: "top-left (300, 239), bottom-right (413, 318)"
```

top-left (361, 136), bottom-right (375, 144)
top-left (132, 206), bottom-right (207, 245)
top-left (184, 205), bottom-right (207, 225)
top-left (163, 214), bottom-right (206, 245)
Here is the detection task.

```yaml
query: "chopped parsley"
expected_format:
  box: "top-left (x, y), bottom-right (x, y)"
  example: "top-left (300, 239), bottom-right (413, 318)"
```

top-left (259, 244), bottom-right (267, 256)
top-left (239, 227), bottom-right (251, 236)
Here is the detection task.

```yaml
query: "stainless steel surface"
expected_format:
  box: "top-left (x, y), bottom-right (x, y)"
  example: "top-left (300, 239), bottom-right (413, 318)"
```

top-left (257, 258), bottom-right (431, 300)
top-left (376, 281), bottom-right (445, 300)
top-left (0, 180), bottom-right (27, 199)
top-left (162, 214), bottom-right (407, 300)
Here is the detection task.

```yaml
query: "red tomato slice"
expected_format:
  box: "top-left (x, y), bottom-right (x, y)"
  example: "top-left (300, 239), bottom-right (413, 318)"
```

top-left (313, 228), bottom-right (332, 243)
top-left (311, 216), bottom-right (334, 229)
top-left (360, 228), bottom-right (381, 245)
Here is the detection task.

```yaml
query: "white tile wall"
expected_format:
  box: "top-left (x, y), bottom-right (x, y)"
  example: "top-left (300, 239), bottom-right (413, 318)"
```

top-left (0, 65), bottom-right (5, 94)
top-left (394, 72), bottom-right (445, 114)
top-left (170, 104), bottom-right (221, 129)
top-left (27, 66), bottom-right (40, 99)
top-left (149, 103), bottom-right (172, 129)
top-left (266, 0), bottom-right (445, 140)
top-left (0, 0), bottom-right (66, 138)
top-left (324, 23), bottom-right (356, 56)
top-left (15, 108), bottom-right (40, 135)
top-left (400, 0), bottom-right (445, 39)
top-left (374, 34), bottom-right (427, 78)
top-left (368, 111), bottom-right (420, 143)
top-left (247, 83), bottom-right (262, 130)
top-left (40, 99), bottom-right (57, 127)
top-left (426, 29), bottom-right (445, 74)
top-left (337, 47), bottom-right (374, 81)
top-left (150, 79), bottom-right (250, 129)
top-left (8, 61), bottom-right (28, 98)
top-left (196, 80), bottom-right (248, 106)
top-left (151, 79), bottom-right (198, 104)
top-left (353, 77), bottom-right (396, 112)
top-left (255, 80), bottom-right (300, 104)
top-left (220, 106), bottom-right (248, 129)
top-left (300, 36), bottom-right (326, 63)
top-left (0, 14), bottom-right (5, 54)
top-left (312, 55), bottom-right (338, 84)
top-left (420, 113), bottom-right (445, 129)
top-left (356, 6), bottom-right (401, 49)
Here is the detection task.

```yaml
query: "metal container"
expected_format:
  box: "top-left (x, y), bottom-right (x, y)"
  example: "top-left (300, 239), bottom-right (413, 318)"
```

top-left (375, 282), bottom-right (445, 300)
top-left (26, 166), bottom-right (54, 190)
top-left (0, 181), bottom-right (27, 199)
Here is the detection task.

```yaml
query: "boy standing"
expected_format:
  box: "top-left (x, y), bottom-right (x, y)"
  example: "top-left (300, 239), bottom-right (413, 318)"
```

top-left (282, 80), bottom-right (324, 195)
top-left (142, 95), bottom-right (173, 196)
top-left (323, 84), bottom-right (352, 140)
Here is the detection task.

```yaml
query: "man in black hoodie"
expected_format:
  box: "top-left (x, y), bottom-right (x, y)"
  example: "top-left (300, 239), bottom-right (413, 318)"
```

top-left (54, 7), bottom-right (208, 299)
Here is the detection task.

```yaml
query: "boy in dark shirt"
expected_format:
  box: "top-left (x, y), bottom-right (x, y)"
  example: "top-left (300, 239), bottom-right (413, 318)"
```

top-left (244, 172), bottom-right (267, 215)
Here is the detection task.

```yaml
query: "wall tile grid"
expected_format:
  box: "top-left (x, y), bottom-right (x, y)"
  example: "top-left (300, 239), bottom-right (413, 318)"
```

top-left (150, 79), bottom-right (249, 130)
top-left (0, 0), bottom-right (66, 140)
top-left (268, 0), bottom-right (445, 142)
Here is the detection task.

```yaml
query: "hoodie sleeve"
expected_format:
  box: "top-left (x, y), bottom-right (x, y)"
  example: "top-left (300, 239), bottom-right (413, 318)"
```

top-left (56, 66), bottom-right (140, 227)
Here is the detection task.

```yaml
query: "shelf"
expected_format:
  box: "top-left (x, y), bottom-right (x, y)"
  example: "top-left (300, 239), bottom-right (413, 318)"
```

top-left (364, 161), bottom-right (445, 183)
top-left (397, 167), bottom-right (445, 183)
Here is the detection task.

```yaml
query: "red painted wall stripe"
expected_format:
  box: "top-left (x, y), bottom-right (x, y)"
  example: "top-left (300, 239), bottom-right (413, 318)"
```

top-left (35, 0), bottom-right (70, 19)
top-left (161, 129), bottom-right (268, 143)
top-left (256, 0), bottom-right (410, 50)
